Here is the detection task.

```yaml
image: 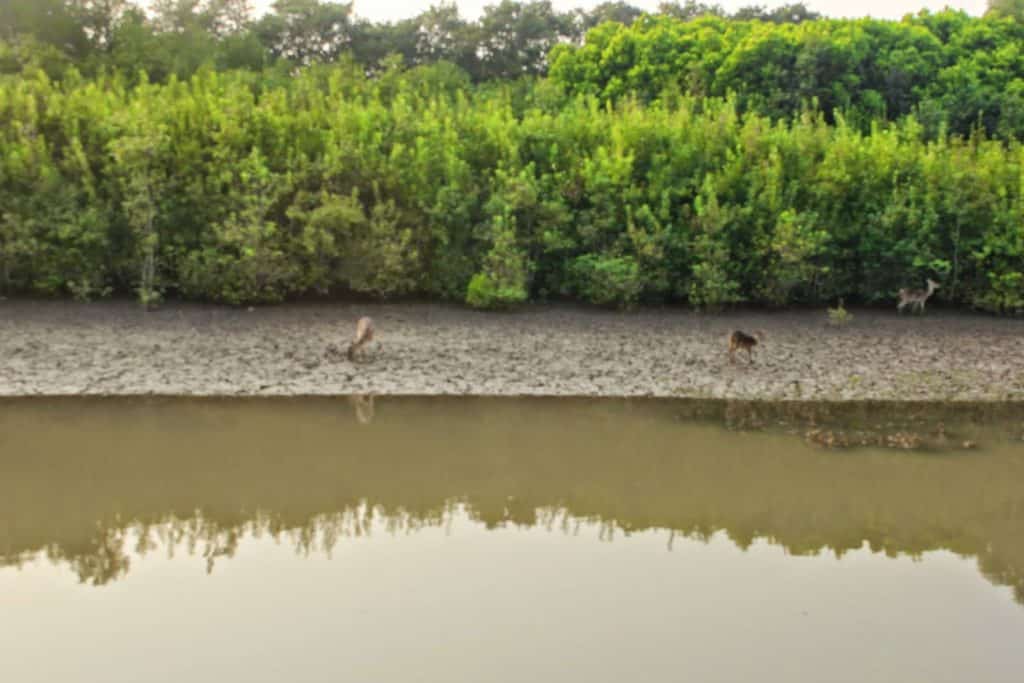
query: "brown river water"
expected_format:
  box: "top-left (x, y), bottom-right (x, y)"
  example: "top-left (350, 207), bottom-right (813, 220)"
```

top-left (2, 397), bottom-right (1023, 682)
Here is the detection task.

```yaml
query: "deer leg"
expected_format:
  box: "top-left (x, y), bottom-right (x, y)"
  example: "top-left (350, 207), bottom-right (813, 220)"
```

top-left (349, 340), bottom-right (365, 362)
top-left (747, 347), bottom-right (754, 364)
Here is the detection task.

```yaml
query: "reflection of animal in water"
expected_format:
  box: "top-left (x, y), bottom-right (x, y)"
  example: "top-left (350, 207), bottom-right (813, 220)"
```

top-left (348, 394), bottom-right (375, 424)
top-left (347, 316), bottom-right (375, 361)
top-left (897, 278), bottom-right (940, 314)
top-left (728, 330), bottom-right (764, 364)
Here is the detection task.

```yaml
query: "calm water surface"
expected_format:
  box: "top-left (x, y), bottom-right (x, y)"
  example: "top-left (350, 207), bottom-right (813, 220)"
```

top-left (2, 397), bottom-right (1024, 683)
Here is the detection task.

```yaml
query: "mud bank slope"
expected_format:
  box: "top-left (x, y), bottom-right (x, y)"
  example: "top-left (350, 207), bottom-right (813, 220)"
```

top-left (1, 300), bottom-right (1023, 400)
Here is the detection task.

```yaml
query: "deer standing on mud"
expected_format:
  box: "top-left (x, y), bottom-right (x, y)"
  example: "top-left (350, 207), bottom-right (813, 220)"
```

top-left (347, 316), bottom-right (375, 361)
top-left (728, 330), bottom-right (764, 364)
top-left (897, 279), bottom-right (940, 314)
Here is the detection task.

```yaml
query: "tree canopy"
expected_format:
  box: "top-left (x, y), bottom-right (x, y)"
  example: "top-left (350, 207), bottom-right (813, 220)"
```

top-left (3, 2), bottom-right (1024, 312)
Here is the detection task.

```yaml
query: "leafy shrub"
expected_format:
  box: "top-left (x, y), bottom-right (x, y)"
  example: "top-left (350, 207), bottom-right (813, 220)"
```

top-left (570, 254), bottom-right (642, 309)
top-left (688, 178), bottom-right (741, 310)
top-left (827, 299), bottom-right (854, 327)
top-left (465, 272), bottom-right (526, 309)
top-left (465, 213), bottom-right (529, 310)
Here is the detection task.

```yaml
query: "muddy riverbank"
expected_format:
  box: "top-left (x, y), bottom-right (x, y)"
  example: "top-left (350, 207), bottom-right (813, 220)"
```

top-left (1, 300), bottom-right (1022, 400)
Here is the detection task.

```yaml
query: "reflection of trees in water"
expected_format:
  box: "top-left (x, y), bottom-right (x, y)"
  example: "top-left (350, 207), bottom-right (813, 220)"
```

top-left (1, 396), bottom-right (1022, 601)
top-left (12, 503), bottom-right (459, 585)
top-left (55, 524), bottom-right (132, 586)
top-left (8, 501), bottom-right (1023, 604)
top-left (718, 400), bottom-right (1021, 451)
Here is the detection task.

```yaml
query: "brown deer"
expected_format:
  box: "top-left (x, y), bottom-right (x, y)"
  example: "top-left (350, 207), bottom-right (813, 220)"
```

top-left (897, 278), bottom-right (940, 314)
top-left (728, 330), bottom-right (764, 364)
top-left (347, 316), bottom-right (375, 361)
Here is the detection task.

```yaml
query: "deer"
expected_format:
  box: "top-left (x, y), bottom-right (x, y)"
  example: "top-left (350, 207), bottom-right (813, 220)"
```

top-left (728, 330), bottom-right (765, 364)
top-left (347, 316), bottom-right (375, 362)
top-left (897, 278), bottom-right (940, 314)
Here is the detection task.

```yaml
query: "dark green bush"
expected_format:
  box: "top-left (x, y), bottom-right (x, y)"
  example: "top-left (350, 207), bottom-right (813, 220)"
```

top-left (465, 211), bottom-right (530, 309)
top-left (570, 254), bottom-right (642, 309)
top-left (465, 272), bottom-right (527, 310)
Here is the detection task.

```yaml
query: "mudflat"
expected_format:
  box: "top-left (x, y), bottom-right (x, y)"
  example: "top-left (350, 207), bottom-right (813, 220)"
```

top-left (1, 300), bottom-right (1022, 400)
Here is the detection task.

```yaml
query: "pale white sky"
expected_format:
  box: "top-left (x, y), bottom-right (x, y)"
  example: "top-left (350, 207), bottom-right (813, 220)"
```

top-left (248, 0), bottom-right (988, 24)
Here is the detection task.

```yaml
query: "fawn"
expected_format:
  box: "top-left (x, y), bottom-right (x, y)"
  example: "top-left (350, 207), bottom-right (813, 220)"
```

top-left (897, 278), bottom-right (940, 314)
top-left (728, 330), bottom-right (764, 364)
top-left (347, 316), bottom-right (375, 361)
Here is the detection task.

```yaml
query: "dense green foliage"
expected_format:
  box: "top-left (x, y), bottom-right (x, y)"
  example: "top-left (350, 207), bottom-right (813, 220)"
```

top-left (2, 2), bottom-right (1024, 311)
top-left (4, 63), bottom-right (1024, 311)
top-left (551, 10), bottom-right (1024, 139)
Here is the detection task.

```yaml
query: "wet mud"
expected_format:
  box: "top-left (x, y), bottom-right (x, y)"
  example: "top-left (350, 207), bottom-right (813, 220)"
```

top-left (1, 299), bottom-right (1023, 400)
